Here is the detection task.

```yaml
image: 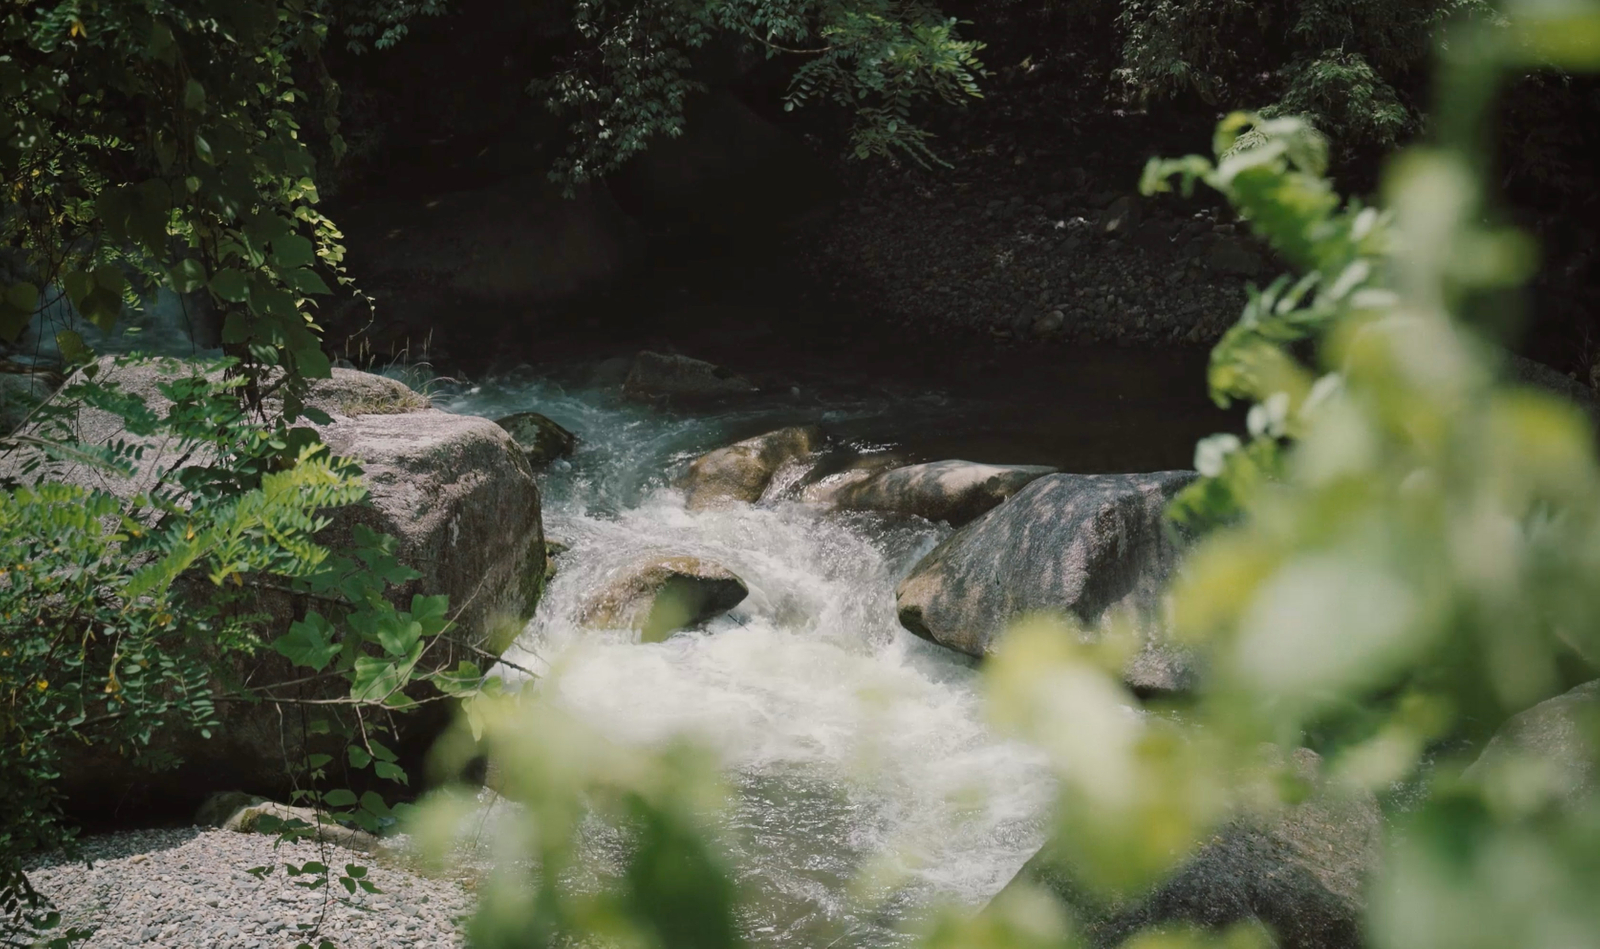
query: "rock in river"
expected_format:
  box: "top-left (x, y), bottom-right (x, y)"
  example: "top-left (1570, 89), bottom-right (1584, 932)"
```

top-left (578, 556), bottom-right (750, 642)
top-left (833, 460), bottom-right (1056, 526)
top-left (622, 351), bottom-right (758, 404)
top-left (497, 411), bottom-right (578, 467)
top-left (895, 471), bottom-right (1195, 691)
top-left (998, 748), bottom-right (1382, 949)
top-left (678, 425), bottom-right (822, 510)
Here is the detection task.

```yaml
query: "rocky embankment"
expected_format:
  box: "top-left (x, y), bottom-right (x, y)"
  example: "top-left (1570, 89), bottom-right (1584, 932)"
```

top-left (799, 178), bottom-right (1260, 346)
top-left (790, 95), bottom-right (1264, 348)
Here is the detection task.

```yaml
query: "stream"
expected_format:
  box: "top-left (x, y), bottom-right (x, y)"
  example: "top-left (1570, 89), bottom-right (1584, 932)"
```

top-left (429, 359), bottom-right (1222, 949)
top-left (16, 286), bottom-right (1229, 946)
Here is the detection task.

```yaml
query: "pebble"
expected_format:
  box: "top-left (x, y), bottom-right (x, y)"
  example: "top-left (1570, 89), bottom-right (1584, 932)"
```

top-left (24, 828), bottom-right (472, 948)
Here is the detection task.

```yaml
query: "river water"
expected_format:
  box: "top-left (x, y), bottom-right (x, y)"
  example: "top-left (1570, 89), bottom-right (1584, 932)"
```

top-left (14, 284), bottom-right (1225, 944)
top-left (429, 358), bottom-right (1223, 949)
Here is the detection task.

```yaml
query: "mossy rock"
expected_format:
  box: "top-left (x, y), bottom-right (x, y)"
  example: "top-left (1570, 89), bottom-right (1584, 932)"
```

top-left (496, 412), bottom-right (578, 467)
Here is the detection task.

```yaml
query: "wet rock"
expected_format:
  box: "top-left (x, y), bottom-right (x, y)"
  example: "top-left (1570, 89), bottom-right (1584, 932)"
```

top-left (798, 452), bottom-right (908, 506)
top-left (622, 351), bottom-right (759, 404)
top-left (1033, 310), bottom-right (1066, 338)
top-left (578, 556), bottom-right (750, 642)
top-left (835, 460), bottom-right (1057, 527)
top-left (1465, 680), bottom-right (1600, 808)
top-left (1001, 748), bottom-right (1382, 949)
top-left (895, 472), bottom-right (1196, 689)
top-left (1206, 238), bottom-right (1264, 277)
top-left (496, 411), bottom-right (578, 467)
top-left (678, 425), bottom-right (823, 510)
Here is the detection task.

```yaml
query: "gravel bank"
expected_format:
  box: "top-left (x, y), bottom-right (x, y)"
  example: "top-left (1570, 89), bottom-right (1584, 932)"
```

top-left (25, 828), bottom-right (473, 948)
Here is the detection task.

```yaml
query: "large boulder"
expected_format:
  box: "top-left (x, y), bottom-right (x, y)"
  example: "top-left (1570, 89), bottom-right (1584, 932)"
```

top-left (622, 351), bottom-right (759, 404)
top-left (308, 379), bottom-right (547, 652)
top-left (578, 556), bottom-right (749, 642)
top-left (6, 358), bottom-right (545, 812)
top-left (496, 411), bottom-right (578, 467)
top-left (1002, 749), bottom-right (1382, 949)
top-left (1465, 680), bottom-right (1600, 808)
top-left (832, 460), bottom-right (1057, 526)
top-left (895, 471), bottom-right (1196, 692)
top-left (677, 426), bottom-right (822, 510)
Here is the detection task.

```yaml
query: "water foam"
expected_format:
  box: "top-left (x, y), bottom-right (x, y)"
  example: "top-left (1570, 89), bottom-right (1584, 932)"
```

top-left (438, 374), bottom-right (1053, 948)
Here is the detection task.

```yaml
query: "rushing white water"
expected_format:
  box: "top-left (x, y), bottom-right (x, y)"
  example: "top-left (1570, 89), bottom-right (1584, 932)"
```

top-left (434, 371), bottom-right (1054, 949)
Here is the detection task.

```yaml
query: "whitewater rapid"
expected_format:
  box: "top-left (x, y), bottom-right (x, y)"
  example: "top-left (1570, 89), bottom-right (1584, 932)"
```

top-left (436, 371), bottom-right (1053, 949)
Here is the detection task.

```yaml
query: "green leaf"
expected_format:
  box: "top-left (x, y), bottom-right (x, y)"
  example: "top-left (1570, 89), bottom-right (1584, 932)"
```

top-left (376, 619), bottom-right (423, 658)
top-left (273, 613), bottom-right (340, 672)
top-left (350, 656), bottom-right (404, 702)
top-left (170, 259), bottom-right (207, 293)
top-left (374, 760), bottom-right (408, 785)
top-left (62, 271), bottom-right (93, 306)
top-left (359, 791), bottom-right (391, 817)
top-left (306, 753), bottom-right (332, 769)
top-left (55, 330), bottom-right (89, 364)
top-left (92, 266), bottom-right (125, 293)
top-left (282, 268), bottom-right (331, 295)
top-left (368, 739), bottom-right (397, 762)
top-left (209, 269), bottom-right (251, 304)
top-left (272, 234), bottom-right (316, 269)
top-left (0, 283), bottom-right (38, 341)
top-left (149, 22), bottom-right (176, 64)
top-left (322, 789), bottom-right (358, 808)
top-left (347, 745), bottom-right (372, 769)
top-left (220, 311), bottom-right (251, 344)
top-left (185, 79), bottom-right (206, 111)
top-left (80, 288), bottom-right (123, 332)
top-left (5, 282), bottom-right (38, 313)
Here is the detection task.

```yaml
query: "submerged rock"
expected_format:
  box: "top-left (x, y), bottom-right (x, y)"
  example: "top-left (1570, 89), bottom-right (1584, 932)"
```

top-left (895, 471), bottom-right (1196, 691)
top-left (1466, 679), bottom-right (1600, 808)
top-left (622, 351), bottom-right (758, 404)
top-left (496, 411), bottom-right (578, 467)
top-left (578, 556), bottom-right (749, 642)
top-left (1000, 749), bottom-right (1381, 949)
top-left (678, 425), bottom-right (822, 510)
top-left (833, 460), bottom-right (1056, 526)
